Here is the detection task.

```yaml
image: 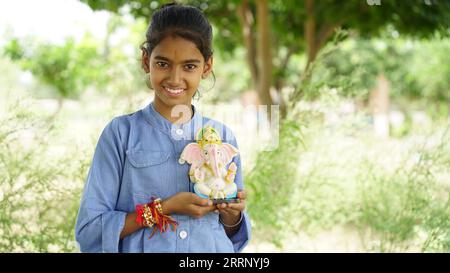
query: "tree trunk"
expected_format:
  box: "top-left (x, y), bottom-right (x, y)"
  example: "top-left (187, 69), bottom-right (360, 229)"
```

top-left (275, 46), bottom-right (297, 119)
top-left (292, 0), bottom-right (339, 111)
top-left (256, 0), bottom-right (273, 107)
top-left (237, 0), bottom-right (274, 108)
top-left (55, 97), bottom-right (64, 116)
top-left (304, 0), bottom-right (337, 73)
top-left (304, 0), bottom-right (316, 72)
top-left (236, 0), bottom-right (258, 93)
top-left (370, 74), bottom-right (390, 138)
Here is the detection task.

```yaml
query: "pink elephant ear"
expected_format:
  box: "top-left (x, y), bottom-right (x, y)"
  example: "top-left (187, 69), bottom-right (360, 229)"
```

top-left (179, 143), bottom-right (204, 165)
top-left (220, 143), bottom-right (239, 165)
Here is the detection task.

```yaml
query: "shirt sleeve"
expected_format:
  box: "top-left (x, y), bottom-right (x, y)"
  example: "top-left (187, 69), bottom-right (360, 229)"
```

top-left (226, 131), bottom-right (252, 253)
top-left (74, 118), bottom-right (127, 253)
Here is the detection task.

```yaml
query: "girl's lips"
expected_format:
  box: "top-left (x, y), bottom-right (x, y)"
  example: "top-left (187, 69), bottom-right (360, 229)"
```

top-left (163, 86), bottom-right (186, 97)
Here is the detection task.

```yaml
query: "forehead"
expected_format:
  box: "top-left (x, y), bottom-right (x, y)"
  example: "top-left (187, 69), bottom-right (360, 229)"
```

top-left (150, 35), bottom-right (204, 63)
top-left (204, 144), bottom-right (218, 150)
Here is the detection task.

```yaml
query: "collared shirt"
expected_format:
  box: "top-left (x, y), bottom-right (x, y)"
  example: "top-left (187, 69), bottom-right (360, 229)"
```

top-left (74, 102), bottom-right (251, 253)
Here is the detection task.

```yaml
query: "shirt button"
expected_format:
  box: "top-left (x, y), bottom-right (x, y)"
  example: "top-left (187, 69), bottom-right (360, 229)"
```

top-left (179, 230), bottom-right (188, 239)
top-left (176, 129), bottom-right (184, 135)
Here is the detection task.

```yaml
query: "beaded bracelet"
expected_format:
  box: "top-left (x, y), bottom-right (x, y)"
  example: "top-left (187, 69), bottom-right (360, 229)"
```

top-left (219, 212), bottom-right (244, 228)
top-left (142, 204), bottom-right (155, 227)
top-left (135, 197), bottom-right (178, 239)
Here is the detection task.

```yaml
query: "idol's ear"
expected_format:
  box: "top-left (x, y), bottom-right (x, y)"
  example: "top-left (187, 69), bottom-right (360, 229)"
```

top-left (219, 143), bottom-right (239, 165)
top-left (179, 143), bottom-right (204, 165)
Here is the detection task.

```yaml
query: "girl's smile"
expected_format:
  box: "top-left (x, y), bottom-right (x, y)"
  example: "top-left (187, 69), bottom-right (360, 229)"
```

top-left (163, 86), bottom-right (186, 97)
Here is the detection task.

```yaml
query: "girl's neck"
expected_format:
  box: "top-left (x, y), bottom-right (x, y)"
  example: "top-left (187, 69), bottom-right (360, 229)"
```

top-left (153, 99), bottom-right (193, 125)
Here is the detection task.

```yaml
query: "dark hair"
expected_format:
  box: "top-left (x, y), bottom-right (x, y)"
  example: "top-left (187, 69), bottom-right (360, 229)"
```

top-left (141, 2), bottom-right (213, 62)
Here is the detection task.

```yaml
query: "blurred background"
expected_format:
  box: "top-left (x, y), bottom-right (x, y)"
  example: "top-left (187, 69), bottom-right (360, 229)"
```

top-left (0, 0), bottom-right (449, 252)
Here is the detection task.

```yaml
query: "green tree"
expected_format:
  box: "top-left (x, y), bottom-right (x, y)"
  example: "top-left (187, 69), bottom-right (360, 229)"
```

top-left (291, 0), bottom-right (449, 110)
top-left (312, 36), bottom-right (450, 105)
top-left (3, 36), bottom-right (107, 115)
top-left (80, 0), bottom-right (450, 118)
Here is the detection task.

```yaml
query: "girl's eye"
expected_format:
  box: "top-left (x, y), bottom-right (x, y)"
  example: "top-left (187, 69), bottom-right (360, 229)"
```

top-left (184, 64), bottom-right (197, 71)
top-left (156, 62), bottom-right (169, 68)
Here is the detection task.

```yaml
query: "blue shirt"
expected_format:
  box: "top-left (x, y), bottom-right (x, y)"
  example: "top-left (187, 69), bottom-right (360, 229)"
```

top-left (75, 102), bottom-right (251, 253)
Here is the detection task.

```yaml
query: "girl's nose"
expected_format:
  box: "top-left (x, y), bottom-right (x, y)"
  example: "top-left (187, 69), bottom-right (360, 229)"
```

top-left (167, 67), bottom-right (182, 85)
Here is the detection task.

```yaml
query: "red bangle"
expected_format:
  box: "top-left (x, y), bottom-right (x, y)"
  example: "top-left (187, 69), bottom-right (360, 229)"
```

top-left (135, 204), bottom-right (145, 227)
top-left (135, 197), bottom-right (178, 239)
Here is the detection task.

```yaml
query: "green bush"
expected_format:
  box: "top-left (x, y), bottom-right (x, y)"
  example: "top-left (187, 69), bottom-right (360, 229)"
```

top-left (245, 117), bottom-right (305, 247)
top-left (246, 87), bottom-right (449, 251)
top-left (355, 127), bottom-right (450, 252)
top-left (0, 98), bottom-right (89, 252)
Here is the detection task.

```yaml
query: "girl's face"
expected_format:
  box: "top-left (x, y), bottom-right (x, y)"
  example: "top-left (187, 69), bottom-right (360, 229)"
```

top-left (144, 35), bottom-right (212, 110)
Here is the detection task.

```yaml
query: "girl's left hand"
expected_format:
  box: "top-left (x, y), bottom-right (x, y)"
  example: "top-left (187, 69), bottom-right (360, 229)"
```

top-left (215, 190), bottom-right (246, 225)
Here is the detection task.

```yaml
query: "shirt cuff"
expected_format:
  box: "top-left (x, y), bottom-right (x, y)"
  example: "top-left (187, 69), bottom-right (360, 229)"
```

top-left (228, 211), bottom-right (251, 252)
top-left (101, 211), bottom-right (127, 253)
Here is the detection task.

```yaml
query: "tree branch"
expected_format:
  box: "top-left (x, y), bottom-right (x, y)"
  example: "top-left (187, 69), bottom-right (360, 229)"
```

top-left (315, 23), bottom-right (338, 50)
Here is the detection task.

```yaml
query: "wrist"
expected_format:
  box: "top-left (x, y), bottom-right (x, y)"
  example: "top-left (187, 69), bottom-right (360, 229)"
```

top-left (219, 211), bottom-right (242, 226)
top-left (134, 198), bottom-right (178, 239)
top-left (161, 198), bottom-right (173, 215)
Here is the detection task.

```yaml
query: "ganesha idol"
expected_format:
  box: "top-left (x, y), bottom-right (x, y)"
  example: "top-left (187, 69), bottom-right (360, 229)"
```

top-left (178, 126), bottom-right (239, 201)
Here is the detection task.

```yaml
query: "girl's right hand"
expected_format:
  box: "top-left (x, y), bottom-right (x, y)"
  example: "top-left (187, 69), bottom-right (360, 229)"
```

top-left (162, 192), bottom-right (215, 218)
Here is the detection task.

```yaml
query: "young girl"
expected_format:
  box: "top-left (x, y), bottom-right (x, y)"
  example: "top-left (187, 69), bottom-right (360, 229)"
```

top-left (75, 3), bottom-right (251, 253)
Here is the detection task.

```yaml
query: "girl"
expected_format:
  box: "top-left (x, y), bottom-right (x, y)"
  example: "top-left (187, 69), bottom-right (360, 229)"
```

top-left (75, 3), bottom-right (251, 253)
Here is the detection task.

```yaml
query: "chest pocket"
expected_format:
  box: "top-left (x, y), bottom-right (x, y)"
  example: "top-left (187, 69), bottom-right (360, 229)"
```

top-left (125, 149), bottom-right (171, 196)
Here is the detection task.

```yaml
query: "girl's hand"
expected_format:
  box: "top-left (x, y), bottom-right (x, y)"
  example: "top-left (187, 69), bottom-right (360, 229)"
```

top-left (162, 192), bottom-right (215, 218)
top-left (215, 190), bottom-right (246, 226)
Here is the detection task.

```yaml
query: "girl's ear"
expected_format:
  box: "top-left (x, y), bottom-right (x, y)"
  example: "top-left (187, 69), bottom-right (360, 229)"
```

top-left (202, 56), bottom-right (213, 79)
top-left (141, 48), bottom-right (150, 73)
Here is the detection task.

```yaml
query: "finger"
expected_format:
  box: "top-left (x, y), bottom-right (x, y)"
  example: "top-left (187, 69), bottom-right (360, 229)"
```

top-left (215, 202), bottom-right (232, 212)
top-left (220, 206), bottom-right (241, 217)
top-left (202, 205), bottom-right (217, 214)
top-left (237, 190), bottom-right (247, 200)
top-left (191, 194), bottom-right (213, 206)
top-left (214, 202), bottom-right (226, 208)
top-left (227, 201), bottom-right (246, 211)
top-left (216, 200), bottom-right (244, 210)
